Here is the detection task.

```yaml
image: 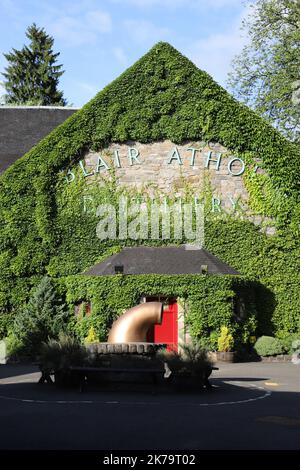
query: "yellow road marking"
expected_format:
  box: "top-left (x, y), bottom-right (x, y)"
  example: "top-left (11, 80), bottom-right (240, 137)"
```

top-left (264, 382), bottom-right (279, 386)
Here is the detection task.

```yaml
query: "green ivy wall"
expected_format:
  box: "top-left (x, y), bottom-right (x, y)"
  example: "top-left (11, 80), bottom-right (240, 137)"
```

top-left (60, 274), bottom-right (258, 351)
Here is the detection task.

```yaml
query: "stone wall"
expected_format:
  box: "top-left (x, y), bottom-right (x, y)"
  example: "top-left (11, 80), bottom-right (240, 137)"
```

top-left (83, 140), bottom-right (253, 213)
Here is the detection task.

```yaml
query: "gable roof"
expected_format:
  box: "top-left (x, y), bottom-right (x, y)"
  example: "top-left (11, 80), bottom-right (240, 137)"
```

top-left (83, 246), bottom-right (240, 275)
top-left (0, 106), bottom-right (78, 173)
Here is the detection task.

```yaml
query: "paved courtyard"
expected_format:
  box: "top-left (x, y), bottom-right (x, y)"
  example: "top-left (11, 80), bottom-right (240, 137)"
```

top-left (0, 361), bottom-right (299, 450)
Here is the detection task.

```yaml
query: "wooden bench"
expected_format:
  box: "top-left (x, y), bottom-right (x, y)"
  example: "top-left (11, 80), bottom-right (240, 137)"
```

top-left (34, 363), bottom-right (54, 384)
top-left (36, 364), bottom-right (219, 391)
top-left (204, 366), bottom-right (219, 389)
top-left (69, 365), bottom-right (165, 392)
top-left (69, 364), bottom-right (219, 392)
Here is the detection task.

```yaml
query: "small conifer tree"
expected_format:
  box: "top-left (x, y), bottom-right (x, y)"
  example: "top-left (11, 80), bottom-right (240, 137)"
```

top-left (217, 326), bottom-right (234, 352)
top-left (13, 276), bottom-right (68, 354)
top-left (84, 326), bottom-right (99, 345)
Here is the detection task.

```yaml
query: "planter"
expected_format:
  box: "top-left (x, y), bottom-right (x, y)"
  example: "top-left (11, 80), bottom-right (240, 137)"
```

top-left (260, 354), bottom-right (292, 363)
top-left (216, 351), bottom-right (235, 363)
top-left (0, 340), bottom-right (7, 364)
top-left (166, 365), bottom-right (214, 392)
top-left (170, 373), bottom-right (205, 392)
top-left (54, 369), bottom-right (81, 388)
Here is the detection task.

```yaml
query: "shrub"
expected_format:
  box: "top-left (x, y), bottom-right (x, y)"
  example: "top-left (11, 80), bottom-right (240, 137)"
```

top-left (275, 331), bottom-right (300, 354)
top-left (38, 333), bottom-right (88, 372)
top-left (254, 336), bottom-right (284, 356)
top-left (84, 326), bottom-right (99, 345)
top-left (5, 333), bottom-right (24, 360)
top-left (158, 343), bottom-right (212, 377)
top-left (13, 276), bottom-right (68, 356)
top-left (0, 314), bottom-right (14, 339)
top-left (218, 326), bottom-right (234, 352)
top-left (197, 330), bottom-right (219, 350)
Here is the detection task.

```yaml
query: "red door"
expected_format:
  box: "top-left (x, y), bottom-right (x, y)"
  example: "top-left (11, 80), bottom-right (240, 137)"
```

top-left (147, 299), bottom-right (178, 352)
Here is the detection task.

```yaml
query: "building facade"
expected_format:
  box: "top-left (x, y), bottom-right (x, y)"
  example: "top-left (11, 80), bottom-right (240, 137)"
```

top-left (0, 42), bottom-right (299, 351)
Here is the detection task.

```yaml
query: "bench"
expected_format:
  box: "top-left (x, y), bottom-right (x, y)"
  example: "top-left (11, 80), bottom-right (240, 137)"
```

top-left (204, 366), bottom-right (219, 389)
top-left (36, 364), bottom-right (219, 391)
top-left (69, 364), bottom-right (219, 392)
top-left (69, 365), bottom-right (165, 392)
top-left (34, 363), bottom-right (54, 385)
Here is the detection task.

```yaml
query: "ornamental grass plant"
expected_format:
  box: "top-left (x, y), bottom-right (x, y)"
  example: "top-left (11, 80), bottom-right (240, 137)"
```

top-left (158, 342), bottom-right (213, 378)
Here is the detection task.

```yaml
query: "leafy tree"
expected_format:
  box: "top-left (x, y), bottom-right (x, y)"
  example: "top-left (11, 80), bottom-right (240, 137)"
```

top-left (228, 0), bottom-right (300, 143)
top-left (2, 23), bottom-right (66, 105)
top-left (13, 276), bottom-right (68, 355)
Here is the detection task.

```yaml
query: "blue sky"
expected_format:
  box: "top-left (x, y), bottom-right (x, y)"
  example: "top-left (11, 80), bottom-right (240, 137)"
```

top-left (0, 0), bottom-right (250, 107)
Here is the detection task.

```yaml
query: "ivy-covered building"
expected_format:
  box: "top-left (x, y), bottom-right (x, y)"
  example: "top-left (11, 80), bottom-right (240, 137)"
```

top-left (0, 42), bottom-right (299, 352)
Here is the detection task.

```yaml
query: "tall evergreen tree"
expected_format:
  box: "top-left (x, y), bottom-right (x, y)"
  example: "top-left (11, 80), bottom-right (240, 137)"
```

top-left (2, 23), bottom-right (66, 105)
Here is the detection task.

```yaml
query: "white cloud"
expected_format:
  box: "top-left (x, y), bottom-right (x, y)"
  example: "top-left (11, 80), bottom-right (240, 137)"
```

top-left (201, 0), bottom-right (246, 7)
top-left (48, 9), bottom-right (112, 47)
top-left (186, 5), bottom-right (250, 86)
top-left (188, 32), bottom-right (246, 85)
top-left (0, 0), bottom-right (20, 16)
top-left (113, 47), bottom-right (128, 66)
top-left (124, 19), bottom-right (170, 44)
top-left (113, 0), bottom-right (175, 5)
top-left (76, 81), bottom-right (99, 95)
top-left (50, 17), bottom-right (94, 46)
top-left (66, 79), bottom-right (100, 105)
top-left (85, 10), bottom-right (112, 33)
top-left (112, 0), bottom-right (243, 9)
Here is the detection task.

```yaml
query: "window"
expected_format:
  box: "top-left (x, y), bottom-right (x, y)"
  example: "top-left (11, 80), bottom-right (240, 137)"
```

top-left (74, 301), bottom-right (92, 317)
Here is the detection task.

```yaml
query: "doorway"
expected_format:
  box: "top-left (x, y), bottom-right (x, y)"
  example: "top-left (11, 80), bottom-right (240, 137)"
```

top-left (146, 297), bottom-right (178, 352)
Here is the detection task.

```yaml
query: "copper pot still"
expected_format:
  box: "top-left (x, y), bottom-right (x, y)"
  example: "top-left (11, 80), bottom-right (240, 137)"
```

top-left (108, 302), bottom-right (163, 343)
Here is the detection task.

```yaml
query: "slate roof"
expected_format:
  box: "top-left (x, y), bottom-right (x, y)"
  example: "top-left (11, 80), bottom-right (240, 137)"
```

top-left (83, 245), bottom-right (240, 276)
top-left (0, 106), bottom-right (79, 173)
